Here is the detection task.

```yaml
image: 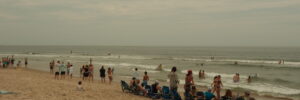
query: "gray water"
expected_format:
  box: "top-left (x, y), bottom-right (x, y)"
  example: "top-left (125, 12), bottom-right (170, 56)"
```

top-left (1, 46), bottom-right (300, 99)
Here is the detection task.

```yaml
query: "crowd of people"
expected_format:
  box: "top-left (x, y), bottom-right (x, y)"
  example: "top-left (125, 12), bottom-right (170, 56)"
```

top-left (1, 56), bottom-right (28, 68)
top-left (122, 66), bottom-right (256, 100)
top-left (49, 60), bottom-right (114, 84)
top-left (14, 58), bottom-right (256, 100)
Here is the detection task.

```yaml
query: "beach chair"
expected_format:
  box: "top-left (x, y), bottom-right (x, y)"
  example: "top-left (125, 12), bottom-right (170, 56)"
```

top-left (120, 80), bottom-right (133, 92)
top-left (162, 86), bottom-right (172, 100)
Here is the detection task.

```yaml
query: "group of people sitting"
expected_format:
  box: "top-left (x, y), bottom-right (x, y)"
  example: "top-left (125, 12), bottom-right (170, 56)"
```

top-left (121, 67), bottom-right (256, 100)
top-left (121, 67), bottom-right (181, 99)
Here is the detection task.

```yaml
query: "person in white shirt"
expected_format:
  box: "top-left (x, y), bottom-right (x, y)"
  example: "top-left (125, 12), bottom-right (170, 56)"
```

top-left (132, 68), bottom-right (139, 79)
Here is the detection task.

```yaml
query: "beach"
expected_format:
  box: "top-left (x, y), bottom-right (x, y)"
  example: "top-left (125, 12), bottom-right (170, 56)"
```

top-left (0, 46), bottom-right (299, 100)
top-left (0, 68), bottom-right (148, 100)
top-left (0, 67), bottom-right (294, 100)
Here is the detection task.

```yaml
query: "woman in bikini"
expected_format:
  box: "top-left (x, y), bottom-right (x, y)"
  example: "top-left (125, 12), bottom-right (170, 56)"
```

top-left (107, 67), bottom-right (113, 84)
top-left (212, 75), bottom-right (223, 99)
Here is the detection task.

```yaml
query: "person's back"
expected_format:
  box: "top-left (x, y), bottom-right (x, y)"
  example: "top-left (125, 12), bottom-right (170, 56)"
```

top-left (132, 68), bottom-right (139, 79)
top-left (168, 72), bottom-right (178, 89)
top-left (100, 68), bottom-right (105, 75)
top-left (151, 83), bottom-right (159, 93)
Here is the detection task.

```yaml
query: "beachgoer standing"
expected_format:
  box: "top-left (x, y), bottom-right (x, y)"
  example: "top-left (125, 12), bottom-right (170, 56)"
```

top-left (69, 64), bottom-right (74, 79)
top-left (142, 71), bottom-right (149, 87)
top-left (99, 66), bottom-right (106, 83)
top-left (132, 68), bottom-right (139, 79)
top-left (212, 75), bottom-right (223, 99)
top-left (89, 64), bottom-right (94, 82)
top-left (59, 62), bottom-right (66, 80)
top-left (24, 58), bottom-right (28, 68)
top-left (168, 67), bottom-right (181, 100)
top-left (54, 61), bottom-right (60, 80)
top-left (107, 67), bottom-right (113, 84)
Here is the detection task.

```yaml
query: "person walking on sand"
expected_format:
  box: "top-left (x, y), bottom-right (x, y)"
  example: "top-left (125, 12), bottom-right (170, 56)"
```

top-left (99, 66), bottom-right (106, 83)
top-left (107, 67), bottom-right (113, 84)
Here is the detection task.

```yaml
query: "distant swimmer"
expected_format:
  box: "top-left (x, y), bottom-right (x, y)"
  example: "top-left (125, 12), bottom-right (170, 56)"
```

top-left (201, 63), bottom-right (204, 66)
top-left (278, 60), bottom-right (282, 64)
top-left (233, 73), bottom-right (240, 83)
top-left (156, 64), bottom-right (163, 71)
top-left (234, 61), bottom-right (238, 65)
top-left (211, 56), bottom-right (215, 60)
top-left (107, 53), bottom-right (111, 56)
top-left (247, 76), bottom-right (251, 83)
top-left (70, 50), bottom-right (73, 54)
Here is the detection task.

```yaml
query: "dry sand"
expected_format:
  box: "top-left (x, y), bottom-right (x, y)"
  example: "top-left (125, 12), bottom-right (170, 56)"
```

top-left (0, 68), bottom-right (148, 100)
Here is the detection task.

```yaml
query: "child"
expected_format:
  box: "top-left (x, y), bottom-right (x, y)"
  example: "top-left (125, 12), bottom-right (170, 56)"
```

top-left (77, 81), bottom-right (84, 91)
top-left (142, 71), bottom-right (149, 87)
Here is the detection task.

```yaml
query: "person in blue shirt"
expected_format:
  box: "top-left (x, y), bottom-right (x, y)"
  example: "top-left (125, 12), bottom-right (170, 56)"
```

top-left (204, 88), bottom-right (216, 100)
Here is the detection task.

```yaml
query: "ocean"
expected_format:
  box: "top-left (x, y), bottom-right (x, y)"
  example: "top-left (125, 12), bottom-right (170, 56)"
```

top-left (1, 46), bottom-right (300, 99)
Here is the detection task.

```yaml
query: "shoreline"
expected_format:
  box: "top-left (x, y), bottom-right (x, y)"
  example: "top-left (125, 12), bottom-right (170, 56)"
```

top-left (0, 67), bottom-right (295, 100)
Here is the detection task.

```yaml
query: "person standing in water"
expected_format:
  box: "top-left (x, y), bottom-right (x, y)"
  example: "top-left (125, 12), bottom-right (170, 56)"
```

top-left (233, 73), bottom-right (240, 83)
top-left (202, 70), bottom-right (205, 79)
top-left (199, 70), bottom-right (202, 79)
top-left (99, 66), bottom-right (106, 83)
top-left (156, 64), bottom-right (163, 71)
top-left (247, 76), bottom-right (252, 83)
top-left (24, 58), bottom-right (28, 68)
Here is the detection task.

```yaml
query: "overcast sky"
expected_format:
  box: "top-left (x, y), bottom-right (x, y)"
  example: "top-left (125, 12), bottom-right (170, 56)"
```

top-left (0, 0), bottom-right (299, 47)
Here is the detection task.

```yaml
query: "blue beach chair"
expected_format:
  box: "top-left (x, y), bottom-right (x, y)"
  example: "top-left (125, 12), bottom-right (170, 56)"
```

top-left (162, 86), bottom-right (172, 100)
